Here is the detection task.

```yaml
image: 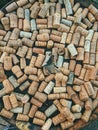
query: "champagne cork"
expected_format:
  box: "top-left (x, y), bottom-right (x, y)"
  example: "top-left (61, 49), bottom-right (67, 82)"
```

top-left (44, 81), bottom-right (54, 94)
top-left (41, 118), bottom-right (52, 130)
top-left (38, 3), bottom-right (50, 18)
top-left (20, 58), bottom-right (26, 69)
top-left (73, 2), bottom-right (80, 12)
top-left (22, 38), bottom-right (34, 47)
top-left (85, 98), bottom-right (93, 110)
top-left (33, 118), bottom-right (45, 126)
top-left (35, 111), bottom-right (46, 120)
top-left (84, 82), bottom-right (95, 97)
top-left (79, 85), bottom-right (89, 101)
top-left (0, 108), bottom-right (13, 119)
top-left (67, 44), bottom-right (78, 57)
top-left (0, 46), bottom-right (16, 54)
top-left (5, 2), bottom-right (18, 12)
top-left (29, 75), bottom-right (39, 82)
top-left (72, 32), bottom-right (81, 46)
top-left (17, 7), bottom-right (24, 19)
top-left (1, 17), bottom-right (10, 31)
top-left (35, 54), bottom-right (45, 68)
top-left (24, 66), bottom-right (37, 75)
top-left (16, 114), bottom-right (29, 121)
top-left (17, 46), bottom-right (28, 58)
top-left (9, 93), bottom-right (18, 108)
top-left (3, 95), bottom-right (12, 110)
top-left (17, 74), bottom-right (28, 84)
top-left (74, 64), bottom-right (82, 76)
top-left (4, 56), bottom-right (12, 71)
top-left (37, 33), bottom-right (49, 42)
top-left (17, 0), bottom-right (28, 7)
top-left (61, 121), bottom-right (74, 130)
top-left (28, 105), bottom-right (38, 118)
top-left (23, 102), bottom-right (30, 115)
top-left (60, 99), bottom-right (72, 108)
top-left (72, 104), bottom-right (82, 113)
top-left (81, 110), bottom-right (92, 122)
top-left (45, 104), bottom-right (57, 117)
top-left (12, 65), bottom-right (23, 78)
top-left (34, 91), bottom-right (47, 103)
top-left (3, 79), bottom-right (14, 94)
top-left (10, 54), bottom-right (19, 65)
top-left (76, 47), bottom-right (84, 61)
top-left (9, 14), bottom-right (18, 28)
top-left (19, 81), bottom-right (30, 91)
top-left (31, 97), bottom-right (42, 107)
top-left (33, 48), bottom-right (45, 54)
top-left (28, 81), bottom-right (39, 95)
top-left (10, 28), bottom-right (20, 40)
top-left (52, 113), bottom-right (66, 125)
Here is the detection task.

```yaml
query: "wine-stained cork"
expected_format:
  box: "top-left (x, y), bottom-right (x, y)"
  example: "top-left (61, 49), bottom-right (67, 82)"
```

top-left (3, 95), bottom-right (12, 110)
top-left (12, 65), bottom-right (23, 78)
top-left (41, 118), bottom-right (52, 130)
top-left (16, 114), bottom-right (29, 121)
top-left (4, 56), bottom-right (12, 71)
top-left (0, 108), bottom-right (13, 119)
top-left (9, 93), bottom-right (18, 108)
top-left (28, 81), bottom-right (39, 95)
top-left (28, 105), bottom-right (38, 118)
top-left (34, 91), bottom-right (47, 103)
top-left (23, 102), bottom-right (30, 115)
top-left (33, 118), bottom-right (45, 126)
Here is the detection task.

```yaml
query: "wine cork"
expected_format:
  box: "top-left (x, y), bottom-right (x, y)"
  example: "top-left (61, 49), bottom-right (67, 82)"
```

top-left (41, 118), bottom-right (52, 130)
top-left (3, 79), bottom-right (14, 94)
top-left (72, 32), bottom-right (81, 46)
top-left (33, 47), bottom-right (45, 54)
top-left (50, 34), bottom-right (61, 42)
top-left (8, 39), bottom-right (22, 47)
top-left (0, 108), bottom-right (13, 119)
top-left (73, 2), bottom-right (80, 12)
top-left (73, 85), bottom-right (81, 92)
top-left (67, 72), bottom-right (74, 85)
top-left (16, 114), bottom-right (29, 121)
top-left (35, 111), bottom-right (46, 121)
top-left (9, 14), bottom-right (18, 28)
top-left (1, 17), bottom-right (10, 31)
top-left (29, 56), bottom-right (37, 67)
top-left (4, 56), bottom-right (12, 71)
top-left (54, 87), bottom-right (66, 93)
top-left (74, 78), bottom-right (84, 85)
top-left (9, 93), bottom-right (18, 108)
top-left (0, 46), bottom-right (16, 54)
top-left (20, 58), bottom-right (26, 69)
top-left (17, 7), bottom-right (24, 19)
top-left (10, 54), bottom-right (19, 65)
top-left (18, 19), bottom-right (23, 30)
top-left (92, 21), bottom-right (98, 31)
top-left (33, 118), bottom-right (45, 126)
top-left (88, 12), bottom-right (96, 23)
top-left (35, 54), bottom-right (45, 68)
top-left (76, 47), bottom-right (84, 61)
top-left (74, 64), bottom-right (82, 76)
top-left (21, 94), bottom-right (30, 104)
top-left (81, 110), bottom-right (92, 122)
top-left (17, 0), bottom-right (28, 7)
top-left (5, 2), bottom-right (18, 12)
top-left (37, 33), bottom-right (49, 42)
top-left (23, 19), bottom-right (30, 32)
top-left (8, 76), bottom-right (19, 88)
top-left (17, 74), bottom-right (28, 84)
top-left (64, 0), bottom-right (73, 15)
top-left (85, 98), bottom-right (93, 110)
top-left (52, 113), bottom-right (66, 126)
top-left (83, 18), bottom-right (93, 29)
top-left (60, 99), bottom-right (72, 109)
top-left (12, 65), bottom-right (23, 78)
top-left (17, 46), bottom-right (28, 57)
top-left (61, 121), bottom-right (74, 130)
top-left (82, 8), bottom-right (88, 19)
top-left (72, 104), bottom-right (82, 113)
top-left (34, 91), bottom-right (47, 103)
top-left (44, 81), bottom-right (54, 94)
top-left (67, 44), bottom-right (78, 57)
top-left (10, 28), bottom-right (20, 40)
top-left (30, 97), bottom-right (42, 107)
top-left (28, 81), bottom-right (39, 95)
top-left (23, 102), bottom-right (30, 115)
top-left (19, 81), bottom-right (30, 91)
top-left (79, 85), bottom-right (89, 101)
top-left (45, 104), bottom-right (57, 117)
top-left (3, 95), bottom-right (12, 110)
top-left (29, 75), bottom-right (39, 82)
top-left (0, 11), bottom-right (4, 19)
top-left (22, 37), bottom-right (34, 47)
top-left (28, 105), bottom-right (38, 118)
top-left (61, 19), bottom-right (72, 27)
top-left (75, 26), bottom-right (88, 36)
top-left (58, 24), bottom-right (70, 33)
top-left (24, 66), bottom-right (37, 75)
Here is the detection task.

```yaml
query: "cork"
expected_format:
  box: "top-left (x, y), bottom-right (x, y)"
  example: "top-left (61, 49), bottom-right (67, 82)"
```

top-left (28, 105), bottom-right (38, 118)
top-left (17, 74), bottom-right (28, 84)
top-left (74, 64), bottom-right (82, 76)
top-left (29, 75), bottom-right (39, 82)
top-left (17, 46), bottom-right (28, 58)
top-left (72, 104), bottom-right (82, 112)
top-left (61, 121), bottom-right (74, 130)
top-left (0, 108), bottom-right (13, 119)
top-left (19, 81), bottom-right (30, 91)
top-left (0, 46), bottom-right (16, 54)
top-left (23, 102), bottom-right (30, 115)
top-left (76, 48), bottom-right (84, 61)
top-left (10, 54), bottom-right (19, 65)
top-left (69, 60), bottom-right (76, 72)
top-left (60, 99), bottom-right (72, 109)
top-left (35, 111), bottom-right (46, 121)
top-left (67, 43), bottom-right (78, 57)
top-left (24, 66), bottom-right (37, 75)
top-left (17, 0), bottom-right (28, 7)
top-left (28, 81), bottom-right (39, 95)
top-left (31, 97), bottom-right (42, 107)
top-left (82, 8), bottom-right (88, 19)
top-left (4, 56), bottom-right (12, 71)
top-left (73, 2), bottom-right (80, 12)
top-left (33, 118), bottom-right (45, 126)
top-left (3, 95), bottom-right (12, 110)
top-left (20, 58), bottom-right (26, 69)
top-left (8, 76), bottom-right (19, 88)
top-left (12, 65), bottom-right (23, 78)
top-left (35, 54), bottom-right (45, 68)
top-left (9, 93), bottom-right (18, 108)
top-left (5, 2), bottom-right (18, 12)
top-left (81, 110), bottom-right (92, 122)
top-left (9, 14), bottom-right (18, 28)
top-left (1, 17), bottom-right (10, 31)
top-left (41, 118), bottom-right (52, 130)
top-left (0, 11), bottom-right (4, 19)
top-left (44, 81), bottom-right (54, 94)
top-left (16, 114), bottom-right (29, 121)
top-left (21, 94), bottom-right (30, 104)
top-left (18, 19), bottom-right (23, 30)
top-left (85, 98), bottom-right (93, 110)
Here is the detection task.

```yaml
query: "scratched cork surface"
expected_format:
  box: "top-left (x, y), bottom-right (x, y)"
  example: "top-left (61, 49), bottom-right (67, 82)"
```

top-left (0, 0), bottom-right (98, 130)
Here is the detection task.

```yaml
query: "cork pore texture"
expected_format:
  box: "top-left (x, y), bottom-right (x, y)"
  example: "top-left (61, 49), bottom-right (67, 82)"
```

top-left (0, 0), bottom-right (98, 130)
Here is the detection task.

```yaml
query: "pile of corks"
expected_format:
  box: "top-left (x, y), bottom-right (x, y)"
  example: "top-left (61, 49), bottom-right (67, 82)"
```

top-left (0, 0), bottom-right (98, 130)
